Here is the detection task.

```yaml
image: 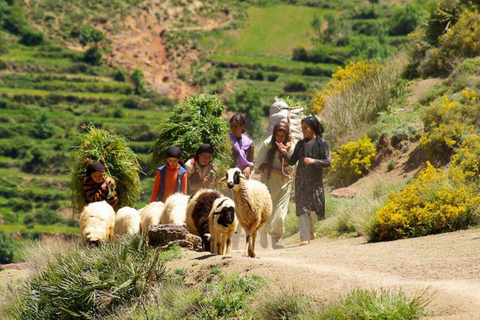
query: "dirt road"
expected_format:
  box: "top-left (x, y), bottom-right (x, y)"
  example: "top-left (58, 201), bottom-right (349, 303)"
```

top-left (167, 228), bottom-right (480, 319)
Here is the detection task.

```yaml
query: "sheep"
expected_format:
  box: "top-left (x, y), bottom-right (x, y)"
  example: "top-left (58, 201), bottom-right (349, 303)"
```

top-left (160, 193), bottom-right (190, 225)
top-left (140, 201), bottom-right (165, 234)
top-left (185, 188), bottom-right (223, 250)
top-left (209, 196), bottom-right (237, 257)
top-left (222, 168), bottom-right (272, 258)
top-left (114, 206), bottom-right (141, 237)
top-left (79, 201), bottom-right (116, 246)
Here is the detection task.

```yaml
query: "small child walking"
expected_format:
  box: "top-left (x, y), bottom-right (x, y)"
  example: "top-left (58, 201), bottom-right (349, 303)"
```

top-left (184, 144), bottom-right (218, 194)
top-left (229, 114), bottom-right (254, 179)
top-left (277, 116), bottom-right (330, 246)
top-left (83, 161), bottom-right (118, 207)
top-left (150, 147), bottom-right (187, 203)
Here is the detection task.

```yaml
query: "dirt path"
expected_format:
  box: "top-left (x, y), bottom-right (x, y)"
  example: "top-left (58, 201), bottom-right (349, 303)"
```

top-left (166, 228), bottom-right (480, 319)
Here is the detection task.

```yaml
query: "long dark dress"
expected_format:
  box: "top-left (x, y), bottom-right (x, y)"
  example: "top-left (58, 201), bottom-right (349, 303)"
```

top-left (284, 138), bottom-right (330, 218)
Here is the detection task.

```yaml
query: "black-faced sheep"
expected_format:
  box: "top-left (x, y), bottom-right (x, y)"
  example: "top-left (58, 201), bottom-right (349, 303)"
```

top-left (114, 206), bottom-right (141, 237)
top-left (209, 196), bottom-right (237, 257)
top-left (161, 193), bottom-right (189, 225)
top-left (79, 200), bottom-right (116, 246)
top-left (186, 188), bottom-right (223, 250)
top-left (222, 168), bottom-right (272, 258)
top-left (140, 201), bottom-right (165, 234)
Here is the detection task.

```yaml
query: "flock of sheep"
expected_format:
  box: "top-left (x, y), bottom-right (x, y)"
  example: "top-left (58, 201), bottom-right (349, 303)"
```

top-left (79, 168), bottom-right (273, 258)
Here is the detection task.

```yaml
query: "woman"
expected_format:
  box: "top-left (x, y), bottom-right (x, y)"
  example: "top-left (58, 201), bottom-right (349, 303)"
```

top-left (277, 116), bottom-right (330, 246)
top-left (256, 121), bottom-right (295, 249)
top-left (185, 144), bottom-right (218, 193)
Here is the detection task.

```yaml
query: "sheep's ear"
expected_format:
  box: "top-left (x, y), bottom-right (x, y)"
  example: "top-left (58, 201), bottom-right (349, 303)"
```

top-left (218, 176), bottom-right (227, 183)
top-left (238, 172), bottom-right (246, 180)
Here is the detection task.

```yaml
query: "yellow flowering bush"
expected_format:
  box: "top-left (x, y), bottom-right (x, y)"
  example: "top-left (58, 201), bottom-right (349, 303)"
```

top-left (451, 135), bottom-right (480, 179)
top-left (373, 162), bottom-right (480, 241)
top-left (439, 9), bottom-right (480, 59)
top-left (329, 136), bottom-right (376, 188)
top-left (312, 61), bottom-right (384, 114)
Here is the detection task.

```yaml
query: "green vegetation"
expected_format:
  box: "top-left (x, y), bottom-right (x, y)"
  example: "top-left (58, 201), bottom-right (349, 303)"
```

top-left (0, 231), bottom-right (14, 264)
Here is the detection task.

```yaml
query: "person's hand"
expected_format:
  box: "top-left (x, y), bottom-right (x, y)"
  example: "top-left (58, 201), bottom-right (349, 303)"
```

top-left (285, 142), bottom-right (292, 151)
top-left (105, 177), bottom-right (115, 186)
top-left (243, 166), bottom-right (251, 179)
top-left (203, 175), bottom-right (211, 184)
top-left (211, 163), bottom-right (218, 172)
top-left (275, 141), bottom-right (287, 155)
top-left (304, 157), bottom-right (316, 166)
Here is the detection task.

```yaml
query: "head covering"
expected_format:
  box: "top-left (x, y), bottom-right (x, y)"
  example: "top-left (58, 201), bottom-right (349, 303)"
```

top-left (166, 146), bottom-right (182, 159)
top-left (301, 116), bottom-right (324, 138)
top-left (272, 121), bottom-right (291, 143)
top-left (86, 162), bottom-right (104, 176)
top-left (195, 144), bottom-right (214, 156)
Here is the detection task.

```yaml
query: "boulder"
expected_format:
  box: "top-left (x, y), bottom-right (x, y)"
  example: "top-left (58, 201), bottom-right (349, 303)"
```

top-left (330, 187), bottom-right (358, 198)
top-left (148, 224), bottom-right (203, 252)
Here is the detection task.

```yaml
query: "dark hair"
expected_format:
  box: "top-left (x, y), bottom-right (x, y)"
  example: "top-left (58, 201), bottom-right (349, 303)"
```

top-left (267, 121), bottom-right (291, 178)
top-left (166, 146), bottom-right (185, 168)
top-left (230, 114), bottom-right (246, 133)
top-left (86, 162), bottom-right (104, 176)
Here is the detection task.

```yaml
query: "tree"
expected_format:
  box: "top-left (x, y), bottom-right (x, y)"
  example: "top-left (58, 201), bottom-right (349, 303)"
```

top-left (78, 24), bottom-right (105, 65)
top-left (311, 14), bottom-right (323, 44)
top-left (32, 112), bottom-right (54, 139)
top-left (231, 87), bottom-right (263, 139)
top-left (130, 68), bottom-right (145, 95)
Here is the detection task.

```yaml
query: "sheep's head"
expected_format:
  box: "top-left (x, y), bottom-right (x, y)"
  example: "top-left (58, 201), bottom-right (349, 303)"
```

top-left (213, 197), bottom-right (236, 227)
top-left (222, 168), bottom-right (245, 191)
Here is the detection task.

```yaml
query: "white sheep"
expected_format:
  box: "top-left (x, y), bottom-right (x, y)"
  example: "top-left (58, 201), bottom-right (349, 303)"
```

top-left (140, 201), bottom-right (165, 234)
top-left (161, 193), bottom-right (190, 225)
top-left (79, 201), bottom-right (116, 246)
top-left (209, 196), bottom-right (237, 257)
top-left (222, 168), bottom-right (272, 258)
top-left (186, 188), bottom-right (223, 250)
top-left (114, 206), bottom-right (141, 237)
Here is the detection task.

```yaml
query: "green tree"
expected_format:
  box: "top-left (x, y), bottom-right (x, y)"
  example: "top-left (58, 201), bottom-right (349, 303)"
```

top-left (389, 5), bottom-right (424, 36)
top-left (311, 14), bottom-right (323, 44)
top-left (0, 231), bottom-right (14, 264)
top-left (130, 68), bottom-right (145, 95)
top-left (32, 112), bottom-right (54, 139)
top-left (78, 24), bottom-right (105, 65)
top-left (231, 87), bottom-right (263, 139)
top-left (324, 13), bottom-right (340, 43)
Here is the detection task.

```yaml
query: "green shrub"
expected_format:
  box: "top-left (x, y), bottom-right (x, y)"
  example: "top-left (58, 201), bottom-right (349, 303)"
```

top-left (131, 68), bottom-right (145, 95)
top-left (389, 5), bottom-right (424, 36)
top-left (284, 77), bottom-right (309, 92)
top-left (0, 231), bottom-right (14, 264)
top-left (113, 68), bottom-right (127, 82)
top-left (19, 28), bottom-right (44, 46)
top-left (252, 290), bottom-right (312, 320)
top-left (3, 6), bottom-right (27, 34)
top-left (292, 46), bottom-right (308, 61)
top-left (32, 112), bottom-right (54, 139)
top-left (84, 46), bottom-right (103, 65)
top-left (2, 236), bottom-right (167, 319)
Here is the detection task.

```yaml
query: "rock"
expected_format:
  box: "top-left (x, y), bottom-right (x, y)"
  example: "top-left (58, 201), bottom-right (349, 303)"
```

top-left (330, 187), bottom-right (358, 198)
top-left (148, 224), bottom-right (203, 252)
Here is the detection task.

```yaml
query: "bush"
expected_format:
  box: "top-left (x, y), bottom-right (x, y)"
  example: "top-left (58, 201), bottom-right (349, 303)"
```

top-left (131, 68), bottom-right (145, 95)
top-left (267, 73), bottom-right (279, 82)
top-left (19, 28), bottom-right (45, 46)
top-left (329, 135), bottom-right (376, 188)
top-left (113, 68), bottom-right (127, 82)
top-left (1, 236), bottom-right (168, 319)
top-left (284, 77), bottom-right (309, 92)
top-left (23, 213), bottom-right (35, 229)
top-left (373, 163), bottom-right (480, 241)
top-left (32, 112), bottom-right (54, 139)
top-left (451, 135), bottom-right (480, 179)
top-left (84, 46), bottom-right (103, 65)
top-left (230, 87), bottom-right (263, 139)
top-left (252, 290), bottom-right (312, 319)
top-left (0, 231), bottom-right (14, 264)
top-left (389, 5), bottom-right (424, 36)
top-left (3, 6), bottom-right (27, 34)
top-left (292, 46), bottom-right (308, 61)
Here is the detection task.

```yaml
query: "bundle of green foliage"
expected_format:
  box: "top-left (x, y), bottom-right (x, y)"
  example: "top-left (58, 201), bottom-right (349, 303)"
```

top-left (150, 93), bottom-right (231, 174)
top-left (0, 231), bottom-right (14, 264)
top-left (1, 236), bottom-right (168, 319)
top-left (70, 124), bottom-right (142, 210)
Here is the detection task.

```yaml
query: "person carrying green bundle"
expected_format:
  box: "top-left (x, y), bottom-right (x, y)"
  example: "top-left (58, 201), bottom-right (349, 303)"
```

top-left (83, 161), bottom-right (118, 207)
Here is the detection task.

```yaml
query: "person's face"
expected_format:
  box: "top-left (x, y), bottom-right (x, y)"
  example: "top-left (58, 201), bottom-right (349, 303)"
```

top-left (301, 122), bottom-right (315, 139)
top-left (91, 171), bottom-right (104, 184)
top-left (230, 120), bottom-right (244, 138)
top-left (275, 129), bottom-right (287, 144)
top-left (198, 152), bottom-right (213, 166)
top-left (167, 157), bottom-right (179, 167)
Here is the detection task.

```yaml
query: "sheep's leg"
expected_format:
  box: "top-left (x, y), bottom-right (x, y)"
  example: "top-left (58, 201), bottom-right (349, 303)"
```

top-left (243, 228), bottom-right (252, 257)
top-left (216, 240), bottom-right (222, 255)
top-left (225, 232), bottom-right (233, 257)
top-left (249, 229), bottom-right (258, 258)
top-left (209, 234), bottom-right (215, 254)
top-left (109, 222), bottom-right (115, 240)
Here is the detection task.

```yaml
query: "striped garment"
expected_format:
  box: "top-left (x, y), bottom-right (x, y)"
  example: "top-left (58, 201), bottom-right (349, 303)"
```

top-left (83, 176), bottom-right (118, 207)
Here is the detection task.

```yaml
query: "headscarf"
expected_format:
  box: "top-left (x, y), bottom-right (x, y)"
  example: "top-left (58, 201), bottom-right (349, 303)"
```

top-left (301, 116), bottom-right (324, 138)
top-left (195, 144), bottom-right (214, 156)
top-left (166, 146), bottom-right (182, 159)
top-left (267, 121), bottom-right (291, 178)
top-left (86, 162), bottom-right (104, 177)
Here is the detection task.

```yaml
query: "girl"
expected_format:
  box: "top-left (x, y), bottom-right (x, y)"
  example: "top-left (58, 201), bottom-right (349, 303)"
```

top-left (150, 146), bottom-right (187, 203)
top-left (229, 114), bottom-right (254, 179)
top-left (277, 116), bottom-right (330, 246)
top-left (256, 121), bottom-right (295, 249)
top-left (83, 161), bottom-right (118, 207)
top-left (185, 144), bottom-right (218, 193)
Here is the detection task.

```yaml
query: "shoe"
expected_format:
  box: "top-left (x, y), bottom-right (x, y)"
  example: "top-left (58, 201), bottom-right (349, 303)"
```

top-left (299, 241), bottom-right (310, 246)
top-left (271, 236), bottom-right (284, 249)
top-left (310, 232), bottom-right (317, 240)
top-left (259, 230), bottom-right (268, 249)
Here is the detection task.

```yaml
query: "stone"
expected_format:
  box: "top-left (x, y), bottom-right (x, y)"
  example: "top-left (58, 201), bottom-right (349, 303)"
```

top-left (330, 187), bottom-right (358, 198)
top-left (148, 224), bottom-right (203, 252)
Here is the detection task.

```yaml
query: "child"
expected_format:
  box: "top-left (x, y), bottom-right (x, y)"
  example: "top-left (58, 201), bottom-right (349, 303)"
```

top-left (150, 146), bottom-right (188, 203)
top-left (229, 114), bottom-right (254, 179)
top-left (184, 144), bottom-right (218, 193)
top-left (256, 121), bottom-right (295, 249)
top-left (276, 116), bottom-right (330, 246)
top-left (83, 161), bottom-right (118, 207)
